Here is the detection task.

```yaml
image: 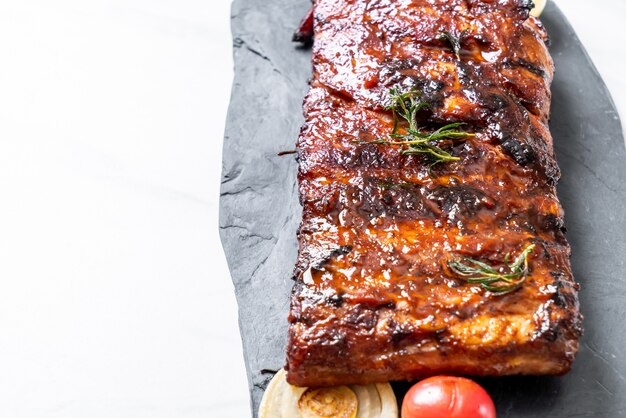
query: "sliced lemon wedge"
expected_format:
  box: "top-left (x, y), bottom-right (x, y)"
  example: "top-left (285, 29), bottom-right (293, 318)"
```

top-left (259, 369), bottom-right (398, 418)
top-left (530, 0), bottom-right (547, 17)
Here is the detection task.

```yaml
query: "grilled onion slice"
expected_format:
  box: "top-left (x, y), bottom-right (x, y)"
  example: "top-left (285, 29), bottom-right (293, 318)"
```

top-left (298, 386), bottom-right (357, 418)
top-left (259, 369), bottom-right (398, 418)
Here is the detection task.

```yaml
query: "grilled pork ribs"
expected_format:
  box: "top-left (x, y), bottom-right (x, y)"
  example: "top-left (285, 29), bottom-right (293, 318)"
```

top-left (286, 0), bottom-right (581, 387)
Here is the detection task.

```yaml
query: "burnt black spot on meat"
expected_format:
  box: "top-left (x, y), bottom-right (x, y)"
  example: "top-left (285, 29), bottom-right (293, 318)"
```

top-left (456, 63), bottom-right (472, 84)
top-left (535, 322), bottom-right (560, 342)
top-left (341, 144), bottom-right (398, 169)
top-left (330, 245), bottom-right (353, 257)
top-left (404, 78), bottom-right (446, 98)
top-left (311, 245), bottom-right (353, 269)
top-left (452, 306), bottom-right (475, 320)
top-left (344, 305), bottom-right (378, 330)
top-left (434, 328), bottom-right (450, 344)
top-left (304, 186), bottom-right (340, 215)
top-left (382, 188), bottom-right (422, 211)
top-left (342, 181), bottom-right (435, 221)
top-left (518, 0), bottom-right (535, 12)
top-left (541, 154), bottom-right (561, 186)
top-left (528, 238), bottom-right (553, 259)
top-left (378, 63), bottom-right (446, 105)
top-left (379, 58), bottom-right (423, 86)
top-left (501, 136), bottom-right (536, 165)
top-left (428, 185), bottom-right (493, 221)
top-left (482, 93), bottom-right (510, 112)
top-left (388, 319), bottom-right (414, 344)
top-left (523, 220), bottom-right (537, 233)
top-left (552, 286), bottom-right (569, 309)
top-left (326, 292), bottom-right (345, 308)
top-left (325, 85), bottom-right (355, 104)
top-left (503, 58), bottom-right (546, 78)
top-left (550, 274), bottom-right (578, 309)
top-left (422, 79), bottom-right (446, 94)
top-left (522, 209), bottom-right (567, 239)
top-left (446, 140), bottom-right (484, 166)
top-left (543, 214), bottom-right (567, 234)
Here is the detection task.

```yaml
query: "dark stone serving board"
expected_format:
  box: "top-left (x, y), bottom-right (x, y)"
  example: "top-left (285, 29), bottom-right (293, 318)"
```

top-left (220, 1), bottom-right (626, 416)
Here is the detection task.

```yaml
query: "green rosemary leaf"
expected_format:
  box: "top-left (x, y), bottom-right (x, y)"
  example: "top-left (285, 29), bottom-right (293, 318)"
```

top-left (354, 88), bottom-right (474, 172)
top-left (432, 122), bottom-right (467, 133)
top-left (447, 259), bottom-right (477, 275)
top-left (401, 145), bottom-right (460, 163)
top-left (466, 276), bottom-right (502, 284)
top-left (509, 244), bottom-right (535, 272)
top-left (447, 244), bottom-right (536, 295)
top-left (463, 258), bottom-right (500, 275)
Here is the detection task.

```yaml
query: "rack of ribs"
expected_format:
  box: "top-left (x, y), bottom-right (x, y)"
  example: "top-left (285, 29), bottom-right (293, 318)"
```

top-left (286, 0), bottom-right (582, 387)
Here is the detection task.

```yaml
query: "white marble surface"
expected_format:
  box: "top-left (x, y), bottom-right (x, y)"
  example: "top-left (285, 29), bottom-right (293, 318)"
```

top-left (0, 1), bottom-right (623, 417)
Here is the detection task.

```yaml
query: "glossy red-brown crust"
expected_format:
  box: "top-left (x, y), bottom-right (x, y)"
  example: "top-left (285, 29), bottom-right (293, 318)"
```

top-left (286, 0), bottom-right (582, 387)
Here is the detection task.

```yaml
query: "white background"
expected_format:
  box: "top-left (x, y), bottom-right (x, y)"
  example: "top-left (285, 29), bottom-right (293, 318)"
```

top-left (0, 1), bottom-right (623, 417)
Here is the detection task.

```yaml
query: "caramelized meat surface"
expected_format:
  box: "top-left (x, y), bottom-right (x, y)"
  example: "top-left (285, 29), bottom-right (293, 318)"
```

top-left (286, 0), bottom-right (582, 387)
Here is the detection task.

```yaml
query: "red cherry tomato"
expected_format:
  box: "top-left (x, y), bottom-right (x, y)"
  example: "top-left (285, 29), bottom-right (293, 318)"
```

top-left (401, 376), bottom-right (496, 418)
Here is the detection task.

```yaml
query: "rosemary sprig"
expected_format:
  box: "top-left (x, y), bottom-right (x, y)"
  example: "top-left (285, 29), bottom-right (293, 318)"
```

top-left (368, 122), bottom-right (471, 163)
top-left (353, 88), bottom-right (474, 172)
top-left (447, 244), bottom-right (536, 295)
top-left (369, 88), bottom-right (474, 167)
top-left (385, 87), bottom-right (430, 135)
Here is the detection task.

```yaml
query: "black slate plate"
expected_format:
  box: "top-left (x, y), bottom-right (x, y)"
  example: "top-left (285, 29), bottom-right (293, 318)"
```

top-left (220, 2), bottom-right (626, 416)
